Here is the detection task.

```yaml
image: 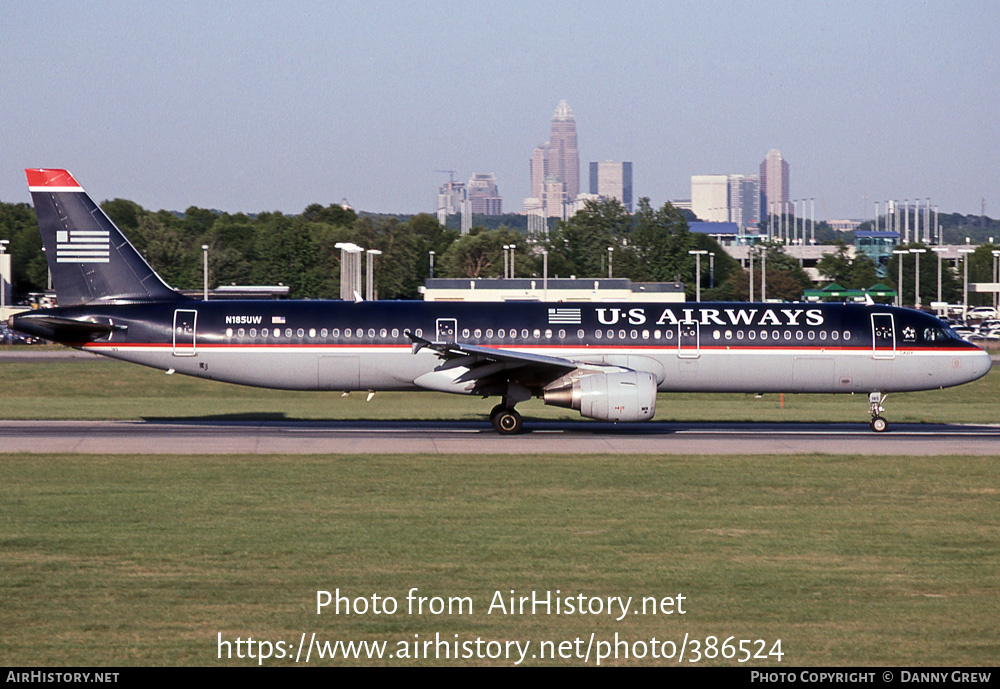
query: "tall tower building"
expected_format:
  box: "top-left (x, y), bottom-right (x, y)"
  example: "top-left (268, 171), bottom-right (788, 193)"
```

top-left (467, 173), bottom-right (503, 215)
top-left (530, 145), bottom-right (548, 200)
top-left (759, 149), bottom-right (790, 219)
top-left (528, 100), bottom-right (579, 215)
top-left (548, 100), bottom-right (579, 201)
top-left (728, 174), bottom-right (760, 230)
top-left (589, 161), bottom-right (633, 212)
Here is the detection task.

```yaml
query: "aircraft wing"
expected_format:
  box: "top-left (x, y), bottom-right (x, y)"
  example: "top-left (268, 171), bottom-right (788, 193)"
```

top-left (406, 331), bottom-right (611, 397)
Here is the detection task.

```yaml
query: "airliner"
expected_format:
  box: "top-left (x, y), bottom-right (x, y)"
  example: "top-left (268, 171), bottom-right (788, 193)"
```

top-left (9, 169), bottom-right (992, 434)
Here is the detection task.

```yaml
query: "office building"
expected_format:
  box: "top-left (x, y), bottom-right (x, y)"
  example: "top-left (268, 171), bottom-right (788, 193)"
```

top-left (528, 100), bottom-right (579, 216)
top-left (759, 149), bottom-right (790, 218)
top-left (589, 161), bottom-right (633, 212)
top-left (691, 175), bottom-right (730, 222)
top-left (467, 173), bottom-right (503, 215)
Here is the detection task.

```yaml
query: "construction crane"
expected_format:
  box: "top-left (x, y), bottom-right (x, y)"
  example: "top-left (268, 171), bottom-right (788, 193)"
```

top-left (434, 169), bottom-right (458, 184)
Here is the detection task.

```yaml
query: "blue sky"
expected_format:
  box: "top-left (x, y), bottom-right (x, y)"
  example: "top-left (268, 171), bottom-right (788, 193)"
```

top-left (2, 0), bottom-right (997, 219)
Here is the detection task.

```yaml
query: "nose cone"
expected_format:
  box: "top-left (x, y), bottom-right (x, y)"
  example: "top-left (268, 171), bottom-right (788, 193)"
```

top-left (969, 347), bottom-right (994, 383)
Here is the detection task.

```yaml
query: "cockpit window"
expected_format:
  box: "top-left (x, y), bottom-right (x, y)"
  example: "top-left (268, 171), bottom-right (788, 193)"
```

top-left (923, 326), bottom-right (953, 342)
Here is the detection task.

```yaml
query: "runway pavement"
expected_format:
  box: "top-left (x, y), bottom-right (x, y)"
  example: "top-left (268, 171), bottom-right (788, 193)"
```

top-left (2, 418), bottom-right (1000, 455)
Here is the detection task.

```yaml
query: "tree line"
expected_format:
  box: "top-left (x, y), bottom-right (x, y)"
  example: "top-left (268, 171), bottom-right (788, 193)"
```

top-left (0, 195), bottom-right (995, 306)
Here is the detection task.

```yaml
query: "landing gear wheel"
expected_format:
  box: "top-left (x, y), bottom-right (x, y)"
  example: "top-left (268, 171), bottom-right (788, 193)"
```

top-left (492, 408), bottom-right (523, 435)
top-left (867, 392), bottom-right (888, 434)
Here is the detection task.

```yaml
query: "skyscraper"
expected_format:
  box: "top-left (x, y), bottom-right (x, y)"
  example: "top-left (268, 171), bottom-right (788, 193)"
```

top-left (728, 174), bottom-right (760, 230)
top-left (528, 100), bottom-right (579, 216)
top-left (467, 173), bottom-right (503, 215)
top-left (548, 100), bottom-right (579, 201)
top-left (759, 149), bottom-right (790, 219)
top-left (589, 161), bottom-right (633, 212)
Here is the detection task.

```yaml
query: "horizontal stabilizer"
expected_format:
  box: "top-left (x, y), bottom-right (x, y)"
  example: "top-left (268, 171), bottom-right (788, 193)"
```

top-left (11, 312), bottom-right (125, 343)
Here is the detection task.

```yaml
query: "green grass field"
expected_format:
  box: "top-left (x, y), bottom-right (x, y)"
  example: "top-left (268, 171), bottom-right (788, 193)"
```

top-left (1, 353), bottom-right (998, 666)
top-left (2, 453), bottom-right (998, 666)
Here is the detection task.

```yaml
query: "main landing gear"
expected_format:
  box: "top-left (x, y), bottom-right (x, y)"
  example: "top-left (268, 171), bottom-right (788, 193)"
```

top-left (868, 391), bottom-right (888, 433)
top-left (490, 403), bottom-right (523, 435)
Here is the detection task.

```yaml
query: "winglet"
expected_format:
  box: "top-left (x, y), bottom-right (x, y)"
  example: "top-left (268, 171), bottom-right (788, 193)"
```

top-left (25, 169), bottom-right (83, 191)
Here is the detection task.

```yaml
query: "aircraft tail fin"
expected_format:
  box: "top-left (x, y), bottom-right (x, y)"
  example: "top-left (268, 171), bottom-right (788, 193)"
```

top-left (25, 169), bottom-right (183, 305)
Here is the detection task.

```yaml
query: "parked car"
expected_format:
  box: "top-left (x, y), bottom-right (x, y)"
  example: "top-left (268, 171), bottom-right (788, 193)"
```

top-left (967, 306), bottom-right (997, 320)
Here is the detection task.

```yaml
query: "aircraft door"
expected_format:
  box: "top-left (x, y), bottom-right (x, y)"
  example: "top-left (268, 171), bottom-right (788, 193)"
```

top-left (678, 320), bottom-right (700, 359)
top-left (173, 309), bottom-right (198, 356)
top-left (436, 318), bottom-right (457, 343)
top-left (871, 313), bottom-right (895, 360)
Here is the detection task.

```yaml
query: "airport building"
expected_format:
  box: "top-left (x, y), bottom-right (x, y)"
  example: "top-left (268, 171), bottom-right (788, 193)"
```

top-left (420, 277), bottom-right (685, 303)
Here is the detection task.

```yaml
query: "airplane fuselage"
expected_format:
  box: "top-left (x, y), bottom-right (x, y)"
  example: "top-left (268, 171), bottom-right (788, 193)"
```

top-left (17, 299), bottom-right (991, 396)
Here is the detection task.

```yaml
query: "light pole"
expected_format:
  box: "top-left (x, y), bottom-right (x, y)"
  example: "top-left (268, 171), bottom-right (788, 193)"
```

top-left (502, 245), bottom-right (509, 279)
top-left (892, 249), bottom-right (908, 307)
top-left (0, 240), bottom-right (9, 319)
top-left (748, 248), bottom-right (754, 302)
top-left (509, 244), bottom-right (516, 279)
top-left (910, 248), bottom-right (926, 309)
top-left (709, 252), bottom-right (715, 289)
top-left (429, 250), bottom-right (435, 279)
top-left (542, 249), bottom-right (548, 300)
top-left (992, 250), bottom-right (1000, 312)
top-left (688, 250), bottom-right (707, 301)
top-left (761, 247), bottom-right (767, 302)
top-left (958, 248), bottom-right (975, 322)
top-left (201, 244), bottom-right (209, 301)
top-left (607, 246), bottom-right (613, 279)
top-left (931, 247), bottom-right (948, 313)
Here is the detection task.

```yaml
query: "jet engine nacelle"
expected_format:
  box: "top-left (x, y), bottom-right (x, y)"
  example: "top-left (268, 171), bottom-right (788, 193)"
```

top-left (543, 371), bottom-right (657, 422)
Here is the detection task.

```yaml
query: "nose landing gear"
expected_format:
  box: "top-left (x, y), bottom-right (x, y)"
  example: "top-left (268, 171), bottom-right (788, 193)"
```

top-left (868, 391), bottom-right (888, 432)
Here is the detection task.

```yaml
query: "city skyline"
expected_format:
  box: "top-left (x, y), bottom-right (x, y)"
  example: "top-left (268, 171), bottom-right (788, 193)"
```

top-left (1, 1), bottom-right (997, 220)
